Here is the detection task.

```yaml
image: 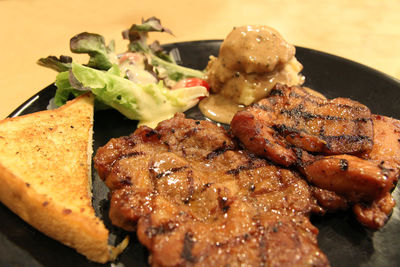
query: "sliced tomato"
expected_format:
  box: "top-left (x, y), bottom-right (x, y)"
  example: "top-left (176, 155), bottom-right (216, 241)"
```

top-left (173, 78), bottom-right (210, 91)
top-left (119, 52), bottom-right (142, 64)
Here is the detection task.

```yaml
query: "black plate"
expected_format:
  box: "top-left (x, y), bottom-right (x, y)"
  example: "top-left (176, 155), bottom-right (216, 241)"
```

top-left (1, 40), bottom-right (400, 267)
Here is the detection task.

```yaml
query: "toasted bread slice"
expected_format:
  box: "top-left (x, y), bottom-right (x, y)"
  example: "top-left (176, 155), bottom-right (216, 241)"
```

top-left (0, 93), bottom-right (119, 263)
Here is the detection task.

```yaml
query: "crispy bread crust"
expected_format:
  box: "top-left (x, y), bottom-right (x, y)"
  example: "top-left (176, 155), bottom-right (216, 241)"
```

top-left (0, 93), bottom-right (110, 263)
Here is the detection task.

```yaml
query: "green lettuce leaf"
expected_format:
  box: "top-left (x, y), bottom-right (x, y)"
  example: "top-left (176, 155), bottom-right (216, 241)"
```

top-left (123, 17), bottom-right (205, 81)
top-left (70, 32), bottom-right (115, 70)
top-left (54, 71), bottom-right (84, 106)
top-left (37, 55), bottom-right (72, 72)
top-left (68, 62), bottom-right (208, 127)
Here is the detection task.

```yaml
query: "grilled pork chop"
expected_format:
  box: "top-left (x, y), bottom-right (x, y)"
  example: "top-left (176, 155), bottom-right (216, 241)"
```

top-left (231, 84), bottom-right (399, 229)
top-left (94, 113), bottom-right (329, 266)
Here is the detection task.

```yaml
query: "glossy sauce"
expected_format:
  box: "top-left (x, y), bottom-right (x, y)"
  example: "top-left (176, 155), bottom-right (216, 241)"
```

top-left (218, 25), bottom-right (295, 74)
top-left (199, 94), bottom-right (244, 124)
top-left (202, 25), bottom-right (305, 124)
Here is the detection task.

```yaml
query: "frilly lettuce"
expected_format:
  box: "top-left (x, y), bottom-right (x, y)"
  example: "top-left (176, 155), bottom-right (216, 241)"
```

top-left (55, 62), bottom-right (208, 128)
top-left (122, 17), bottom-right (204, 81)
top-left (38, 17), bottom-right (208, 128)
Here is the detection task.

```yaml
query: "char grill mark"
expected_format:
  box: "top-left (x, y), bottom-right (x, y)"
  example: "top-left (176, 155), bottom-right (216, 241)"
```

top-left (184, 170), bottom-right (195, 204)
top-left (115, 151), bottom-right (146, 162)
top-left (279, 107), bottom-right (370, 122)
top-left (145, 129), bottom-right (160, 138)
top-left (145, 220), bottom-right (178, 239)
top-left (181, 232), bottom-right (197, 263)
top-left (231, 84), bottom-right (399, 230)
top-left (231, 84), bottom-right (374, 159)
top-left (252, 103), bottom-right (274, 112)
top-left (255, 99), bottom-right (373, 149)
top-left (95, 113), bottom-right (329, 266)
top-left (205, 142), bottom-right (234, 160)
top-left (226, 162), bottom-right (254, 175)
top-left (152, 165), bottom-right (189, 179)
top-left (321, 135), bottom-right (372, 143)
top-left (269, 87), bottom-right (285, 96)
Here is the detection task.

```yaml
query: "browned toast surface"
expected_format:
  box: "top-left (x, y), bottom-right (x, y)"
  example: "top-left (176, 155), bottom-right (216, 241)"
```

top-left (0, 93), bottom-right (112, 263)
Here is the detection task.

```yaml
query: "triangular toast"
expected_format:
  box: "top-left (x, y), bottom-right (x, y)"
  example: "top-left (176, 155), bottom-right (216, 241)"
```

top-left (0, 93), bottom-right (115, 263)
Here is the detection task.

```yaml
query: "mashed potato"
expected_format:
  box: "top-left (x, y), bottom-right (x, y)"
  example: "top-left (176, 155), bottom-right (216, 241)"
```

top-left (200, 25), bottom-right (305, 123)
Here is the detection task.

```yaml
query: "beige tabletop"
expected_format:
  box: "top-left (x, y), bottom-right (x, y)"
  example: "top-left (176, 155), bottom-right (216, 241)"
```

top-left (0, 0), bottom-right (399, 119)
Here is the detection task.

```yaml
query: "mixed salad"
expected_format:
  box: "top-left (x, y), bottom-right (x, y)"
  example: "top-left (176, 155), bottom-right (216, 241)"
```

top-left (38, 17), bottom-right (209, 127)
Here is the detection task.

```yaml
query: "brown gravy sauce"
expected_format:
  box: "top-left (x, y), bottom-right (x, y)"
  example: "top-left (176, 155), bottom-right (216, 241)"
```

top-left (201, 25), bottom-right (307, 124)
top-left (199, 94), bottom-right (244, 124)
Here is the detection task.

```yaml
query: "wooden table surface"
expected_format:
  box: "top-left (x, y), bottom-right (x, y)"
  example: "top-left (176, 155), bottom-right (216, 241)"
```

top-left (1, 0), bottom-right (399, 119)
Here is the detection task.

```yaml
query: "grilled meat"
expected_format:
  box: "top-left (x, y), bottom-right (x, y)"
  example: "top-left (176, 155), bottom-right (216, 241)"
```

top-left (310, 186), bottom-right (348, 212)
top-left (231, 84), bottom-right (399, 229)
top-left (301, 154), bottom-right (396, 203)
top-left (360, 114), bottom-right (400, 169)
top-left (298, 115), bottom-right (400, 229)
top-left (231, 84), bottom-right (374, 166)
top-left (353, 192), bottom-right (396, 229)
top-left (94, 113), bottom-right (329, 266)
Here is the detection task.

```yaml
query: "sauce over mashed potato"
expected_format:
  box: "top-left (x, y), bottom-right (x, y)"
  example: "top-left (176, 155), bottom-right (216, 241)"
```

top-left (200, 25), bottom-right (305, 124)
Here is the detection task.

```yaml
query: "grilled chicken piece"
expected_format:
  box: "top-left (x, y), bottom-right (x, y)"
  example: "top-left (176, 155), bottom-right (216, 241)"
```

top-left (353, 193), bottom-right (396, 229)
top-left (231, 84), bottom-right (400, 229)
top-left (94, 113), bottom-right (329, 266)
top-left (301, 154), bottom-right (397, 203)
top-left (352, 114), bottom-right (400, 228)
top-left (297, 114), bottom-right (400, 229)
top-left (360, 114), bottom-right (400, 169)
top-left (310, 187), bottom-right (348, 212)
top-left (231, 84), bottom-right (374, 166)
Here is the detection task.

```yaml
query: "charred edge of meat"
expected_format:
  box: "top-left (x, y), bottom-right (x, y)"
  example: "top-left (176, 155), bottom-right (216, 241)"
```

top-left (286, 89), bottom-right (370, 112)
top-left (288, 90), bottom-right (326, 104)
top-left (269, 87), bottom-right (285, 96)
top-left (251, 103), bottom-right (371, 125)
top-left (153, 165), bottom-right (189, 179)
top-left (181, 232), bottom-right (197, 263)
top-left (145, 220), bottom-right (178, 239)
top-left (321, 135), bottom-right (373, 147)
top-left (331, 102), bottom-right (370, 112)
top-left (145, 129), bottom-right (160, 139)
